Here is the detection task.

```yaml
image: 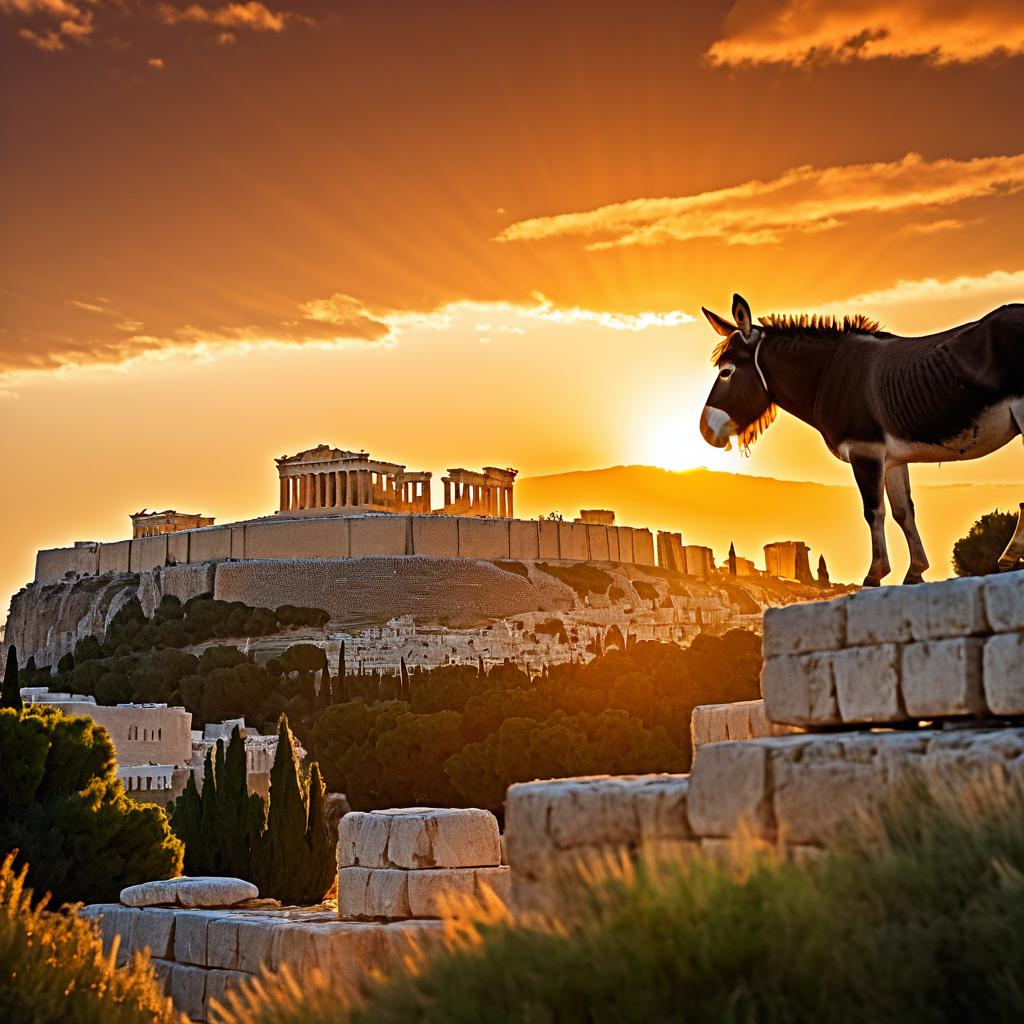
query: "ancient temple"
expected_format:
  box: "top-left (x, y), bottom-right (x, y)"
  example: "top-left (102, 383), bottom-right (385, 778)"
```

top-left (275, 445), bottom-right (432, 515)
top-left (440, 467), bottom-right (517, 518)
top-left (131, 510), bottom-right (215, 538)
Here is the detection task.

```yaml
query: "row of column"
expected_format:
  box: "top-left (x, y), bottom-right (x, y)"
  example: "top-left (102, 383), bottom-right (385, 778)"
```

top-left (280, 471), bottom-right (431, 513)
top-left (442, 481), bottom-right (514, 518)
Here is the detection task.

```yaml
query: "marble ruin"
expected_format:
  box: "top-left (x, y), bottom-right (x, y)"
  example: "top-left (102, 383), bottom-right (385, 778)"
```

top-left (441, 466), bottom-right (517, 518)
top-left (133, 511), bottom-right (215, 539)
top-left (276, 445), bottom-right (432, 516)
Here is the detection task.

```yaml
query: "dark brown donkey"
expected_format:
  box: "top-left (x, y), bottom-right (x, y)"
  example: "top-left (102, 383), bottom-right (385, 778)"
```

top-left (698, 294), bottom-right (1024, 586)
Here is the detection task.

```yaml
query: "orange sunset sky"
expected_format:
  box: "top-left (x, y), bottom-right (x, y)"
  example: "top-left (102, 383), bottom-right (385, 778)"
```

top-left (2, 1), bottom-right (1023, 613)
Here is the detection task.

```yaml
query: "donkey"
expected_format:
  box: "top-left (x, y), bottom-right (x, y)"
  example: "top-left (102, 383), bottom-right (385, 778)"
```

top-left (698, 294), bottom-right (1024, 586)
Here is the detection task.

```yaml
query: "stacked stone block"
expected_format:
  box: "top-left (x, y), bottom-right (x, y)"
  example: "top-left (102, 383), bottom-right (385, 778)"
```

top-left (690, 699), bottom-right (801, 753)
top-left (762, 571), bottom-right (1024, 727)
top-left (82, 903), bottom-right (442, 1023)
top-left (504, 572), bottom-right (1024, 911)
top-left (337, 808), bottom-right (511, 920)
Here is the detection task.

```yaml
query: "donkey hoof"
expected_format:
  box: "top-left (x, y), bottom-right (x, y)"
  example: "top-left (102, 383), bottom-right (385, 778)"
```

top-left (903, 572), bottom-right (925, 585)
top-left (862, 575), bottom-right (881, 588)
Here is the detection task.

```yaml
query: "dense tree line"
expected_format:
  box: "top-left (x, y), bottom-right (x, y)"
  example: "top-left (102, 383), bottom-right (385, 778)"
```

top-left (312, 632), bottom-right (761, 815)
top-left (0, 704), bottom-right (182, 905)
top-left (171, 719), bottom-right (335, 904)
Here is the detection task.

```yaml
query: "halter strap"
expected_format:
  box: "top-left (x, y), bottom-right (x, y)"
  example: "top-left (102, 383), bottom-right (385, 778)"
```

top-left (752, 334), bottom-right (769, 396)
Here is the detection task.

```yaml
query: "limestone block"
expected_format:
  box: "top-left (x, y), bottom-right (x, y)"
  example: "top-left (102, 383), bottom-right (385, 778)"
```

top-left (303, 921), bottom-right (389, 978)
top-left (763, 597), bottom-right (847, 658)
top-left (150, 956), bottom-right (174, 990)
top-left (984, 571), bottom-right (1024, 633)
top-left (235, 917), bottom-right (281, 974)
top-left (686, 741), bottom-right (771, 838)
top-left (205, 916), bottom-right (241, 971)
top-left (762, 652), bottom-right (841, 726)
top-left (338, 866), bottom-right (411, 920)
top-left (845, 586), bottom-right (914, 646)
top-left (338, 811), bottom-right (392, 867)
top-left (901, 638), bottom-right (985, 718)
top-left (173, 910), bottom-right (224, 967)
top-left (131, 908), bottom-right (177, 960)
top-left (922, 727), bottom-right (1024, 788)
top-left (406, 866), bottom-right (512, 918)
top-left (833, 644), bottom-right (905, 724)
top-left (120, 876), bottom-right (258, 908)
top-left (84, 904), bottom-right (139, 963)
top-left (384, 807), bottom-right (502, 869)
top-left (168, 962), bottom-right (207, 1021)
top-left (983, 632), bottom-right (1024, 715)
top-left (903, 576), bottom-right (988, 641)
top-left (204, 968), bottom-right (253, 1017)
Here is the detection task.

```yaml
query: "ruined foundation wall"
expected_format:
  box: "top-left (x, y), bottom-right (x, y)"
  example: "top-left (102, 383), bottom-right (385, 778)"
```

top-left (32, 515), bottom-right (657, 585)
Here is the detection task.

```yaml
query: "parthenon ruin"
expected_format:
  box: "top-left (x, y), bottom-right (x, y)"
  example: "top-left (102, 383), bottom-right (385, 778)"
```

top-left (275, 446), bottom-right (433, 516)
top-left (132, 510), bottom-right (215, 538)
top-left (441, 467), bottom-right (517, 518)
top-left (275, 446), bottom-right (516, 519)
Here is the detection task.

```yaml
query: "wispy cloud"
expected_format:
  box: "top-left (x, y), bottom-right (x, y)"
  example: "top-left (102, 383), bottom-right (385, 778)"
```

top-left (708, 0), bottom-right (1024, 67)
top-left (2, 293), bottom-right (694, 384)
top-left (0, 0), bottom-right (309, 51)
top-left (156, 2), bottom-right (299, 33)
top-left (831, 268), bottom-right (1024, 310)
top-left (497, 152), bottom-right (1024, 251)
top-left (1, 0), bottom-right (96, 51)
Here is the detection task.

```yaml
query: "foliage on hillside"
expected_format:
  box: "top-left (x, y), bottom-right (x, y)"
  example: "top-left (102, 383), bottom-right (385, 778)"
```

top-left (0, 852), bottom-right (177, 1024)
top-left (215, 776), bottom-right (1024, 1024)
top-left (171, 719), bottom-right (335, 905)
top-left (953, 509), bottom-right (1019, 576)
top-left (313, 633), bottom-right (761, 814)
top-left (0, 706), bottom-right (182, 906)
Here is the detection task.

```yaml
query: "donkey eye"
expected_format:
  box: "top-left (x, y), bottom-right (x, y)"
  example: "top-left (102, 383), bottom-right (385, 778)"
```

top-left (719, 366), bottom-right (735, 380)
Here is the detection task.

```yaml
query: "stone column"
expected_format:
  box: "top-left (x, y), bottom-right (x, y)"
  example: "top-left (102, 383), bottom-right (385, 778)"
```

top-left (506, 487), bottom-right (513, 519)
top-left (279, 476), bottom-right (288, 512)
top-left (443, 480), bottom-right (451, 507)
top-left (359, 470), bottom-right (370, 506)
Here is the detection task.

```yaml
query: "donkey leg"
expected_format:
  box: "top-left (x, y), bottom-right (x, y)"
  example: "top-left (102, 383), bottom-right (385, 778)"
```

top-left (851, 455), bottom-right (890, 587)
top-left (997, 403), bottom-right (1024, 570)
top-left (884, 464), bottom-right (929, 584)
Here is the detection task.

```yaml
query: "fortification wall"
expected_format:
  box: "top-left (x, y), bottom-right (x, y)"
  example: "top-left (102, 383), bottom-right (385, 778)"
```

top-left (213, 557), bottom-right (572, 623)
top-left (31, 515), bottom-right (658, 584)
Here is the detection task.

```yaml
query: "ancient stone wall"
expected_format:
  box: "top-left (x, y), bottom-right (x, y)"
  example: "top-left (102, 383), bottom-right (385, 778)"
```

top-left (32, 515), bottom-right (658, 586)
top-left (212, 557), bottom-right (572, 624)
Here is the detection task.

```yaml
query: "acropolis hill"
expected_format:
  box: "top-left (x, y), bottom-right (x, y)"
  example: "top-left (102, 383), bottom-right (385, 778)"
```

top-left (5, 444), bottom-right (838, 670)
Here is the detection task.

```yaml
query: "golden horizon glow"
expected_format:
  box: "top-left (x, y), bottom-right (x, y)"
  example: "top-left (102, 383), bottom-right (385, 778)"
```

top-left (1, 1), bottom-right (1023, 610)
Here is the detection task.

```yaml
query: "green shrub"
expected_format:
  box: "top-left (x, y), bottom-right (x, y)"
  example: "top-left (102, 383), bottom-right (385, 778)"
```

top-left (216, 777), bottom-right (1024, 1024)
top-left (953, 509), bottom-right (1019, 576)
top-left (0, 852), bottom-right (177, 1024)
top-left (0, 706), bottom-right (183, 906)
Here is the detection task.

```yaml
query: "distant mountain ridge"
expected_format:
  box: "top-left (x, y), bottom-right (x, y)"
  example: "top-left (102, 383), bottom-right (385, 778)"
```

top-left (516, 465), bottom-right (1021, 585)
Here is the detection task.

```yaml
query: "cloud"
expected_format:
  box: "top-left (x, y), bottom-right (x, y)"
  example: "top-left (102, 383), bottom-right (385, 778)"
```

top-left (831, 268), bottom-right (1024, 310)
top-left (156, 2), bottom-right (301, 33)
top-left (1, 0), bottom-right (309, 51)
top-left (497, 151), bottom-right (1024, 251)
top-left (1, 0), bottom-right (95, 50)
top-left (707, 0), bottom-right (1024, 67)
top-left (1, 292), bottom-right (694, 384)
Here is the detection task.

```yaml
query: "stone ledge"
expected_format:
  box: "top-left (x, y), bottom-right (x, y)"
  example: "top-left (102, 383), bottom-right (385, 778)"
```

top-left (690, 699), bottom-right (801, 754)
top-left (338, 807), bottom-right (501, 869)
top-left (338, 865), bottom-right (511, 920)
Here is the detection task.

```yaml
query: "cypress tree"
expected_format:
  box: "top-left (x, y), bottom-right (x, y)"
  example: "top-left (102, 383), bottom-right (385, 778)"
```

top-left (1, 647), bottom-right (21, 711)
top-left (253, 716), bottom-right (310, 903)
top-left (337, 641), bottom-right (346, 681)
top-left (198, 744), bottom-right (222, 875)
top-left (219, 726), bottom-right (255, 879)
top-left (478, 655), bottom-right (485, 678)
top-left (318, 666), bottom-right (331, 710)
top-left (170, 773), bottom-right (204, 874)
top-left (299, 762), bottom-right (336, 902)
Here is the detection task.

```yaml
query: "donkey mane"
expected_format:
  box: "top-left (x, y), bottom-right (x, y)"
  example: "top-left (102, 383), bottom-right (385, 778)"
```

top-left (759, 312), bottom-right (884, 337)
top-left (711, 312), bottom-right (884, 365)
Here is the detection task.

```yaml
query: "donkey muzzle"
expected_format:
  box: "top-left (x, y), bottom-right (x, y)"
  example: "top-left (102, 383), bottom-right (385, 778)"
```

top-left (700, 406), bottom-right (737, 450)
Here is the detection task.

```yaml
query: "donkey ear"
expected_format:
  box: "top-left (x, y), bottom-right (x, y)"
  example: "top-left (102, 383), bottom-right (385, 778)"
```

top-left (732, 294), bottom-right (754, 341)
top-left (701, 307), bottom-right (736, 338)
